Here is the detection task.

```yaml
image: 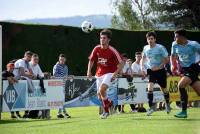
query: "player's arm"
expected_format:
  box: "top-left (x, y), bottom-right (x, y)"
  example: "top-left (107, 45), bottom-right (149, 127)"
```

top-left (87, 47), bottom-right (97, 78)
top-left (140, 54), bottom-right (146, 79)
top-left (170, 42), bottom-right (178, 72)
top-left (170, 54), bottom-right (178, 72)
top-left (87, 60), bottom-right (94, 78)
top-left (158, 56), bottom-right (169, 69)
top-left (111, 61), bottom-right (124, 81)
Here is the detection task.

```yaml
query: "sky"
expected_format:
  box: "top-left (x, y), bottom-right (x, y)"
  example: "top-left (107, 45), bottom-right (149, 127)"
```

top-left (0, 0), bottom-right (113, 20)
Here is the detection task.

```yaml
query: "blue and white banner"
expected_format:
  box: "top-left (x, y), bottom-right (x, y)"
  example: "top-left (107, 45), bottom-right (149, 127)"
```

top-left (64, 77), bottom-right (118, 107)
top-left (2, 80), bottom-right (64, 112)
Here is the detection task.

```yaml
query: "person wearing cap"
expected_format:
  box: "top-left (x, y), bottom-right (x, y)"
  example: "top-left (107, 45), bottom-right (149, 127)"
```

top-left (2, 63), bottom-right (21, 119)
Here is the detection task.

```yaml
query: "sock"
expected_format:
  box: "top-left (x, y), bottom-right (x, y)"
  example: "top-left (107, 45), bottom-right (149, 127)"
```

top-left (164, 92), bottom-right (170, 104)
top-left (102, 98), bottom-right (110, 113)
top-left (179, 88), bottom-right (188, 111)
top-left (147, 91), bottom-right (154, 108)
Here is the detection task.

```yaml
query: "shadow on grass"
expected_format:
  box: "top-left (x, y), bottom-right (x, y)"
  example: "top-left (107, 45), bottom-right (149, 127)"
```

top-left (0, 118), bottom-right (63, 125)
top-left (131, 117), bottom-right (200, 121)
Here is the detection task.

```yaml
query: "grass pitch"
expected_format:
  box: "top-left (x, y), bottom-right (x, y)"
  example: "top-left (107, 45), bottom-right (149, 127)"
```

top-left (0, 104), bottom-right (199, 134)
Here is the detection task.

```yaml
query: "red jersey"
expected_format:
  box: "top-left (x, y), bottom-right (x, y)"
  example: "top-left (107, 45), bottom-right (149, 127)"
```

top-left (89, 45), bottom-right (122, 77)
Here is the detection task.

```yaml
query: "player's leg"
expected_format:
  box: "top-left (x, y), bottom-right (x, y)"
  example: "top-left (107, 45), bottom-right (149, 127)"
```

top-left (146, 82), bottom-right (155, 116)
top-left (191, 81), bottom-right (200, 96)
top-left (160, 87), bottom-right (170, 114)
top-left (157, 69), bottom-right (170, 114)
top-left (175, 76), bottom-right (191, 118)
top-left (99, 73), bottom-right (113, 119)
top-left (146, 69), bottom-right (156, 116)
top-left (96, 77), bottom-right (104, 115)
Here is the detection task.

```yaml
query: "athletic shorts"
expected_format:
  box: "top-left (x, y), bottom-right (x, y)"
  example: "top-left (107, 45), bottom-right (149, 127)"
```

top-left (182, 63), bottom-right (200, 85)
top-left (95, 73), bottom-right (113, 93)
top-left (147, 68), bottom-right (167, 88)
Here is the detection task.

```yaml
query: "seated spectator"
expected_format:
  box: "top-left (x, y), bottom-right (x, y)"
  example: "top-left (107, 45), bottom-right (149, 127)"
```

top-left (2, 63), bottom-right (21, 119)
top-left (29, 53), bottom-right (45, 93)
top-left (13, 51), bottom-right (34, 118)
top-left (29, 53), bottom-right (50, 119)
top-left (53, 54), bottom-right (71, 119)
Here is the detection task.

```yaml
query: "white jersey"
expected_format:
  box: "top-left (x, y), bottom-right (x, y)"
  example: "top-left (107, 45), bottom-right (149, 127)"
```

top-left (131, 62), bottom-right (141, 74)
top-left (13, 59), bottom-right (30, 78)
top-left (29, 62), bottom-right (44, 77)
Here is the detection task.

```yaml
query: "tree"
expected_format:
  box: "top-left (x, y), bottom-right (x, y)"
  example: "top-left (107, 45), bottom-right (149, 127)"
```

top-left (111, 0), bottom-right (142, 30)
top-left (111, 0), bottom-right (156, 30)
top-left (153, 0), bottom-right (200, 30)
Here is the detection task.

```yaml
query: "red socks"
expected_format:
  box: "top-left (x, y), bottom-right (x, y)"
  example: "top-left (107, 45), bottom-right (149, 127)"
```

top-left (102, 98), bottom-right (110, 113)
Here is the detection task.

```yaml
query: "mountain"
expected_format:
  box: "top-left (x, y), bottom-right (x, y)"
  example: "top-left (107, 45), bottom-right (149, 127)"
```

top-left (15, 15), bottom-right (112, 28)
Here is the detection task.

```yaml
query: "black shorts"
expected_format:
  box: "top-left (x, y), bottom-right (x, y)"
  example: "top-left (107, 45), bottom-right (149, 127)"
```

top-left (182, 63), bottom-right (200, 85)
top-left (147, 68), bottom-right (167, 88)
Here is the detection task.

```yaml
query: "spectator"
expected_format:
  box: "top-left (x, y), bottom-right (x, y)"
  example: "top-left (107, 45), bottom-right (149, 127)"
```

top-left (29, 53), bottom-right (45, 93)
top-left (131, 52), bottom-right (146, 112)
top-left (13, 51), bottom-right (34, 118)
top-left (2, 63), bottom-right (21, 119)
top-left (53, 54), bottom-right (71, 119)
top-left (29, 53), bottom-right (50, 119)
top-left (13, 51), bottom-right (34, 79)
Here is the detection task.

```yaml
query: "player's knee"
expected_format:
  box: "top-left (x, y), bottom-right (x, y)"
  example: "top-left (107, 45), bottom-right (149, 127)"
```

top-left (99, 84), bottom-right (108, 93)
top-left (178, 82), bottom-right (186, 89)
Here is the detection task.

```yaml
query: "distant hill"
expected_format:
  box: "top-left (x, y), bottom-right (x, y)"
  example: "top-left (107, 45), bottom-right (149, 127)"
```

top-left (14, 15), bottom-right (112, 28)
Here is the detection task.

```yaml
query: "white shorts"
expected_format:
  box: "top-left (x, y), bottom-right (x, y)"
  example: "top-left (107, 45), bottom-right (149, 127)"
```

top-left (95, 73), bottom-right (113, 93)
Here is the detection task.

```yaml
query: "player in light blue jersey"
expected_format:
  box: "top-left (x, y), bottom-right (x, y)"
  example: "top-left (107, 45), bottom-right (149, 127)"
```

top-left (171, 29), bottom-right (200, 118)
top-left (141, 31), bottom-right (170, 116)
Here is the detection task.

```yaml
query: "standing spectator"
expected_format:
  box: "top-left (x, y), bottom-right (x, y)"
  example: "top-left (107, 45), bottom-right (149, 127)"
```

top-left (2, 63), bottom-right (21, 118)
top-left (131, 52), bottom-right (147, 112)
top-left (53, 54), bottom-right (71, 119)
top-left (13, 51), bottom-right (34, 118)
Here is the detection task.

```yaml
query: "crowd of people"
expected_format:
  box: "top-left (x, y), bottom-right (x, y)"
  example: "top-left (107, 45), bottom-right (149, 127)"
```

top-left (2, 28), bottom-right (200, 120)
top-left (2, 52), bottom-right (71, 119)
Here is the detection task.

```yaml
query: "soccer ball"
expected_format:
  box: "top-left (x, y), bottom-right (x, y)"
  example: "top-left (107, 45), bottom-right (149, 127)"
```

top-left (81, 21), bottom-right (94, 33)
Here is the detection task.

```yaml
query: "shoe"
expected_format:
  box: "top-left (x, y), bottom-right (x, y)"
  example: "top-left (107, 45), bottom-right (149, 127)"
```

top-left (11, 115), bottom-right (17, 119)
top-left (64, 113), bottom-right (71, 118)
top-left (165, 103), bottom-right (171, 114)
top-left (174, 111), bottom-right (187, 118)
top-left (147, 108), bottom-right (154, 116)
top-left (100, 112), bottom-right (109, 119)
top-left (137, 107), bottom-right (147, 113)
top-left (57, 114), bottom-right (64, 118)
top-left (131, 110), bottom-right (137, 113)
top-left (23, 114), bottom-right (29, 118)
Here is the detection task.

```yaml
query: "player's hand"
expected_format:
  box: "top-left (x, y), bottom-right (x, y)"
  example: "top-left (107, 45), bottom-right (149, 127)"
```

top-left (87, 71), bottom-right (92, 79)
top-left (151, 66), bottom-right (160, 71)
top-left (141, 71), bottom-right (146, 80)
top-left (111, 72), bottom-right (118, 82)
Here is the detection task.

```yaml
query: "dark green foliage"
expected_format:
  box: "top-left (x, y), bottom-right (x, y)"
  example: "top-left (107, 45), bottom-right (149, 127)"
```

top-left (1, 22), bottom-right (200, 75)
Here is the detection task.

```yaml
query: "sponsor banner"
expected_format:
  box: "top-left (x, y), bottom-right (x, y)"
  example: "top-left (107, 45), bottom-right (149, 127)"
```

top-left (2, 80), bottom-right (64, 112)
top-left (64, 77), bottom-right (118, 107)
top-left (167, 76), bottom-right (200, 101)
top-left (117, 78), bottom-right (163, 105)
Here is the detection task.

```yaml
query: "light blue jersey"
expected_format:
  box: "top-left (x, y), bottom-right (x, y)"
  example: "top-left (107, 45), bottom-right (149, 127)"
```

top-left (171, 40), bottom-right (200, 67)
top-left (142, 44), bottom-right (168, 69)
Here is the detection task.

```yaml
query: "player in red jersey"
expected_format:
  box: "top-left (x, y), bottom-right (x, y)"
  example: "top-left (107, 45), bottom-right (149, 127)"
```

top-left (87, 29), bottom-right (123, 119)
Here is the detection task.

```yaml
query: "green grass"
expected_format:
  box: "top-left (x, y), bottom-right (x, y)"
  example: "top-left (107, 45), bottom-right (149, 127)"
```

top-left (0, 104), bottom-right (199, 134)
